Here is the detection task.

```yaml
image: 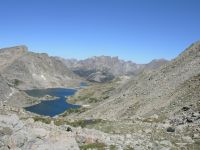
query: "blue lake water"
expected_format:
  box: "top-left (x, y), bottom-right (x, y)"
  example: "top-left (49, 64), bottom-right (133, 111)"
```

top-left (24, 88), bottom-right (80, 117)
top-left (80, 82), bottom-right (88, 87)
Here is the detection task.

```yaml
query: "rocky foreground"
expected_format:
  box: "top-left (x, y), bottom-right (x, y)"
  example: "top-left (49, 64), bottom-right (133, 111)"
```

top-left (0, 102), bottom-right (200, 150)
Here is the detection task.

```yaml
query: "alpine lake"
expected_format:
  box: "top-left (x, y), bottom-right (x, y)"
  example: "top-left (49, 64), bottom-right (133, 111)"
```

top-left (24, 83), bottom-right (87, 117)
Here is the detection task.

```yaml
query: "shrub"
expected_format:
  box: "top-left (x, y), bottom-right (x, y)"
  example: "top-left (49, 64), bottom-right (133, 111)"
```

top-left (33, 116), bottom-right (51, 124)
top-left (13, 79), bottom-right (22, 86)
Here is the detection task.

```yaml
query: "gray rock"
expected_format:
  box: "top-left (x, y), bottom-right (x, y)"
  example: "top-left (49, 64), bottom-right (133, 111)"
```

top-left (160, 140), bottom-right (172, 147)
top-left (87, 71), bottom-right (114, 83)
top-left (182, 136), bottom-right (194, 143)
top-left (0, 127), bottom-right (12, 136)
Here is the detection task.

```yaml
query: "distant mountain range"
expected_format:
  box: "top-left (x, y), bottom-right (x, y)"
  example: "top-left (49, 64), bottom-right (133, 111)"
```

top-left (56, 56), bottom-right (168, 82)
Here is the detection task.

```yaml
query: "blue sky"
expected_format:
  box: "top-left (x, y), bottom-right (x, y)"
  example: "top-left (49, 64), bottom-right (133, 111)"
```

top-left (0, 0), bottom-right (199, 63)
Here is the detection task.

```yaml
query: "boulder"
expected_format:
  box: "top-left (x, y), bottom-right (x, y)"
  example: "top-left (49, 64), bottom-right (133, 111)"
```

top-left (166, 127), bottom-right (175, 133)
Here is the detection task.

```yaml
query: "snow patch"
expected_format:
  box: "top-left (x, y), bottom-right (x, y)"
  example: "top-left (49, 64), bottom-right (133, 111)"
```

top-left (82, 104), bottom-right (90, 108)
top-left (6, 88), bottom-right (16, 99)
top-left (41, 75), bottom-right (46, 80)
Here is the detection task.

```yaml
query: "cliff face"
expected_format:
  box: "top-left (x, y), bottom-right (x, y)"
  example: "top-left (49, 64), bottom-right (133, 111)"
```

top-left (0, 46), bottom-right (82, 90)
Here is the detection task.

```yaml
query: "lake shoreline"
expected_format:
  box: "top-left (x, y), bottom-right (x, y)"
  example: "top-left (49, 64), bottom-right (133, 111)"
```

top-left (24, 88), bottom-right (80, 117)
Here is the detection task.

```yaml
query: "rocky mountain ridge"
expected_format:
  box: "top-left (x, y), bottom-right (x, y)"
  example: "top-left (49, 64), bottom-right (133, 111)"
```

top-left (0, 46), bottom-right (82, 90)
top-left (0, 46), bottom-right (27, 70)
top-left (57, 56), bottom-right (168, 82)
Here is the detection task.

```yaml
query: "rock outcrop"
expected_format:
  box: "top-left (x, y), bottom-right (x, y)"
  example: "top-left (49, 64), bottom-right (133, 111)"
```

top-left (87, 71), bottom-right (115, 83)
top-left (0, 114), bottom-right (80, 150)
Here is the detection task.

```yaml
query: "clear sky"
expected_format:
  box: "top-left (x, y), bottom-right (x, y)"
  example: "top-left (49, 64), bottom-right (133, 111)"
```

top-left (0, 0), bottom-right (199, 63)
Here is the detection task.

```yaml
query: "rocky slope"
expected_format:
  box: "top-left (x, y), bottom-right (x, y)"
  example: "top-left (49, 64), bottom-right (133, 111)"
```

top-left (70, 41), bottom-right (200, 121)
top-left (0, 46), bottom-right (27, 70)
top-left (0, 111), bottom-right (80, 150)
top-left (142, 59), bottom-right (169, 71)
top-left (3, 104), bottom-right (199, 150)
top-left (57, 56), bottom-right (168, 82)
top-left (0, 105), bottom-right (158, 150)
top-left (0, 46), bottom-right (82, 90)
top-left (0, 75), bottom-right (12, 102)
top-left (0, 74), bottom-right (38, 107)
top-left (61, 41), bottom-right (200, 149)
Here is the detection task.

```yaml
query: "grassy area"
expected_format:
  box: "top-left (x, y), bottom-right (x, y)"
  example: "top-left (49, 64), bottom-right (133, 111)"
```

top-left (32, 116), bottom-right (51, 124)
top-left (33, 116), bottom-right (105, 128)
top-left (54, 119), bottom-right (104, 128)
top-left (109, 145), bottom-right (117, 150)
top-left (79, 143), bottom-right (106, 150)
top-left (61, 107), bottom-right (89, 117)
top-left (68, 81), bottom-right (118, 105)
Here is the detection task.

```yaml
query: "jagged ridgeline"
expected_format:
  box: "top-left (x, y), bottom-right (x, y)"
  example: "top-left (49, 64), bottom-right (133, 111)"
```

top-left (55, 56), bottom-right (168, 83)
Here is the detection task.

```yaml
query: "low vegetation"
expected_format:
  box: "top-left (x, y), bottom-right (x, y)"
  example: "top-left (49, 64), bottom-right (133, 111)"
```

top-left (68, 80), bottom-right (118, 105)
top-left (79, 143), bottom-right (106, 150)
top-left (54, 118), bottom-right (104, 128)
top-left (32, 116), bottom-right (105, 128)
top-left (32, 116), bottom-right (51, 124)
top-left (109, 145), bottom-right (117, 150)
top-left (61, 107), bottom-right (89, 117)
top-left (13, 79), bottom-right (22, 86)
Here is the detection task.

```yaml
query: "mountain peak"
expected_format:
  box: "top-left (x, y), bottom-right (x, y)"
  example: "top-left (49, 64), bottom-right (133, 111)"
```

top-left (0, 45), bottom-right (28, 70)
top-left (172, 41), bottom-right (200, 65)
top-left (0, 45), bottom-right (28, 53)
